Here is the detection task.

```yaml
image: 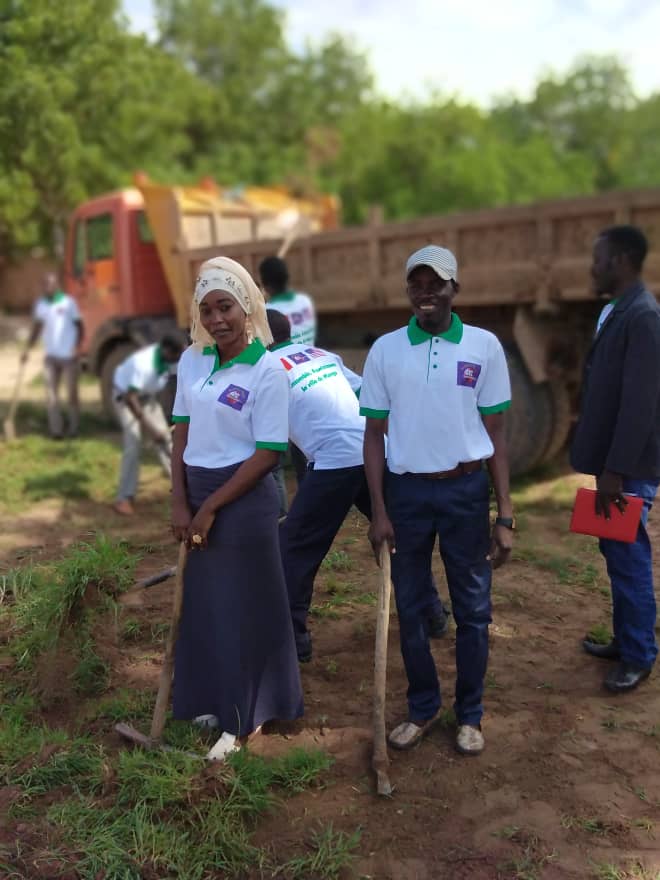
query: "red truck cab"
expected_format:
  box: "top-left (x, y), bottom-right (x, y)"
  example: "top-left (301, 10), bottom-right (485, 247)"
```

top-left (63, 189), bottom-right (177, 411)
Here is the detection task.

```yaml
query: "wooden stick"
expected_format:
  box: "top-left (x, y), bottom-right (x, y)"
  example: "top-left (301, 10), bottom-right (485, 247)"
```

top-left (3, 357), bottom-right (28, 442)
top-left (149, 542), bottom-right (188, 741)
top-left (372, 544), bottom-right (393, 796)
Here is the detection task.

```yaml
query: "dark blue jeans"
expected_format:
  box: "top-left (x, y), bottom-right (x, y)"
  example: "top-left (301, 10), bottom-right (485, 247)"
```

top-left (599, 478), bottom-right (659, 669)
top-left (386, 468), bottom-right (492, 726)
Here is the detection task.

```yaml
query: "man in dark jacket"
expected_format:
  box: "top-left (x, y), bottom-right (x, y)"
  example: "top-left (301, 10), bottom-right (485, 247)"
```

top-left (572, 225), bottom-right (660, 693)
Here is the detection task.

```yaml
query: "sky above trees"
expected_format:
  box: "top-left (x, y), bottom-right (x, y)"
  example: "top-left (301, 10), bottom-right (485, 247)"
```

top-left (125, 0), bottom-right (660, 103)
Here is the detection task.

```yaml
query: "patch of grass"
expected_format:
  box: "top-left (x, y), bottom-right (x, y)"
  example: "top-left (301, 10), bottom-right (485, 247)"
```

top-left (321, 550), bottom-right (353, 572)
top-left (273, 824), bottom-right (361, 879)
top-left (43, 746), bottom-right (337, 879)
top-left (310, 602), bottom-right (341, 620)
top-left (592, 863), bottom-right (660, 880)
top-left (89, 689), bottom-right (154, 725)
top-left (0, 431), bottom-right (120, 510)
top-left (561, 814), bottom-right (615, 836)
top-left (324, 660), bottom-right (338, 677)
top-left (121, 617), bottom-right (146, 641)
top-left (10, 741), bottom-right (106, 796)
top-left (73, 638), bottom-right (110, 696)
top-left (498, 827), bottom-right (556, 880)
top-left (10, 535), bottom-right (137, 670)
top-left (0, 695), bottom-right (68, 779)
top-left (513, 545), bottom-right (601, 587)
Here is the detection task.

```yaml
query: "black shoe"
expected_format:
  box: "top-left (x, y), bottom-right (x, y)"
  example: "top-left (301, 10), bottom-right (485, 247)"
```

top-left (582, 638), bottom-right (620, 660)
top-left (297, 635), bottom-right (312, 664)
top-left (427, 608), bottom-right (449, 639)
top-left (604, 662), bottom-right (651, 693)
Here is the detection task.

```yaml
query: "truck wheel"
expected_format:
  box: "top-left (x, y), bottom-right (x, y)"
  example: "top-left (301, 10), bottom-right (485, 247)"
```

top-left (100, 343), bottom-right (138, 421)
top-left (505, 349), bottom-right (553, 476)
top-left (539, 380), bottom-right (572, 465)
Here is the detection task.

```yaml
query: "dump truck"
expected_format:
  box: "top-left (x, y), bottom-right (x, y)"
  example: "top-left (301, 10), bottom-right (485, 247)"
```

top-left (63, 180), bottom-right (660, 474)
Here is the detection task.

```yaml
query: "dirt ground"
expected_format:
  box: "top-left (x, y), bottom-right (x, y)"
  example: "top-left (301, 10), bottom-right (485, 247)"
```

top-left (1, 342), bottom-right (660, 880)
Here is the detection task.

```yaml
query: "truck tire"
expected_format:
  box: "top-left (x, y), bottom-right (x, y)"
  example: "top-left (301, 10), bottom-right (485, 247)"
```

top-left (538, 380), bottom-right (572, 465)
top-left (505, 349), bottom-right (553, 476)
top-left (100, 342), bottom-right (138, 420)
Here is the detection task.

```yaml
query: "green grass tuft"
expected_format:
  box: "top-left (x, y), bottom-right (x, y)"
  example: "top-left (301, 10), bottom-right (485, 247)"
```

top-left (273, 823), bottom-right (361, 879)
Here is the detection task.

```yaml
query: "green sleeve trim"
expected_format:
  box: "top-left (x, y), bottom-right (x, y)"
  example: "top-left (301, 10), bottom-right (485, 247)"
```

top-left (478, 400), bottom-right (511, 415)
top-left (360, 407), bottom-right (389, 419)
top-left (171, 415), bottom-right (190, 423)
top-left (256, 441), bottom-right (288, 451)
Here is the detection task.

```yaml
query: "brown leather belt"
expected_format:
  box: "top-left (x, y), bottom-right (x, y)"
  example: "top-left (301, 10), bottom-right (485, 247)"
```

top-left (404, 460), bottom-right (483, 480)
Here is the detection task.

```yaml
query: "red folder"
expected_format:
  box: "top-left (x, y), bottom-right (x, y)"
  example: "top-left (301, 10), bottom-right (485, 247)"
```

top-left (570, 488), bottom-right (643, 543)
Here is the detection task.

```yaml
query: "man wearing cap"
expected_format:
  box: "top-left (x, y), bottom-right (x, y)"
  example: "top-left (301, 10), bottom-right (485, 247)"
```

top-left (360, 245), bottom-right (513, 756)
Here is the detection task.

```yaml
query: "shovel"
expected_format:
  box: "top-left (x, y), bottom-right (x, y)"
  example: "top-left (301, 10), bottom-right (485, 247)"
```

top-left (372, 544), bottom-right (394, 796)
top-left (3, 355), bottom-right (28, 442)
top-left (116, 541), bottom-right (188, 748)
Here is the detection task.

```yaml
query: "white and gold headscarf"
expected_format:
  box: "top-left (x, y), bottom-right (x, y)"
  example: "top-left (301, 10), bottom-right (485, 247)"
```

top-left (190, 256), bottom-right (273, 348)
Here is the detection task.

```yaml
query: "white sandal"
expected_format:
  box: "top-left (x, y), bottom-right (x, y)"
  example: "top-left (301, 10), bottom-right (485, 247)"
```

top-left (206, 731), bottom-right (239, 762)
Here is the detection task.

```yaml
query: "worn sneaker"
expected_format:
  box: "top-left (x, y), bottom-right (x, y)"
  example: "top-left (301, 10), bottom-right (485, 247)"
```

top-left (193, 714), bottom-right (220, 730)
top-left (456, 724), bottom-right (484, 755)
top-left (206, 731), bottom-right (239, 762)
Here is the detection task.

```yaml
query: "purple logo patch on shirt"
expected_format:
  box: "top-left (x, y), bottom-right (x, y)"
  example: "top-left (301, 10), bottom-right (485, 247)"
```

top-left (289, 351), bottom-right (310, 364)
top-left (456, 361), bottom-right (481, 387)
top-left (218, 384), bottom-right (250, 411)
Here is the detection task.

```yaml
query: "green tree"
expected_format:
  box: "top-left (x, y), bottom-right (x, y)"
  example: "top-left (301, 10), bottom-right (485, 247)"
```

top-left (0, 0), bottom-right (201, 258)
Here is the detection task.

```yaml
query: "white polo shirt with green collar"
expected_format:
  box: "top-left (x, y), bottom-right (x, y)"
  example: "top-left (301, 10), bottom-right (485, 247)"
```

top-left (113, 343), bottom-right (172, 397)
top-left (172, 339), bottom-right (289, 468)
top-left (266, 290), bottom-right (316, 345)
top-left (360, 314), bottom-right (511, 475)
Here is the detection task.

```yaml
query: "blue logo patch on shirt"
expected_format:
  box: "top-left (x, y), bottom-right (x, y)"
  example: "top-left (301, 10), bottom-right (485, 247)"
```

top-left (456, 361), bottom-right (481, 387)
top-left (218, 384), bottom-right (250, 410)
top-left (289, 351), bottom-right (310, 364)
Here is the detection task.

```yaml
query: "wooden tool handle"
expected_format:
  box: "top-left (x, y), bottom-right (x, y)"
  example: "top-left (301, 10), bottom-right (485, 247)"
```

top-left (372, 544), bottom-right (393, 796)
top-left (150, 542), bottom-right (187, 741)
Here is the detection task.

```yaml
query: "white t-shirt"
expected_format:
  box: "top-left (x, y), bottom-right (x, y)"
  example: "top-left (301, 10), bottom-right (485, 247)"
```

top-left (273, 341), bottom-right (363, 469)
top-left (33, 292), bottom-right (81, 359)
top-left (172, 340), bottom-right (289, 468)
top-left (360, 314), bottom-right (511, 474)
top-left (266, 291), bottom-right (316, 345)
top-left (113, 344), bottom-right (171, 397)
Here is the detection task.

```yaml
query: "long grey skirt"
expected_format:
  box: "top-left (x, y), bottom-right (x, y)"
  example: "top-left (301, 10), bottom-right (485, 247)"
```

top-left (172, 463), bottom-right (304, 735)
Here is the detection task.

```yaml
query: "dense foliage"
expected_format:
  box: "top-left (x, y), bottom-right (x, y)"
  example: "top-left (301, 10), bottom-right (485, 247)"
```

top-left (1, 0), bottom-right (659, 258)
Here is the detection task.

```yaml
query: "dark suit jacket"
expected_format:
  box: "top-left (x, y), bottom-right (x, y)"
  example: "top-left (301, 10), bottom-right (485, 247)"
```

top-left (570, 281), bottom-right (660, 479)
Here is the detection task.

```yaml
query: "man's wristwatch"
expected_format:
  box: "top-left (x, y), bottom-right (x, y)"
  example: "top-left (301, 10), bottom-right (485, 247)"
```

top-left (494, 516), bottom-right (516, 530)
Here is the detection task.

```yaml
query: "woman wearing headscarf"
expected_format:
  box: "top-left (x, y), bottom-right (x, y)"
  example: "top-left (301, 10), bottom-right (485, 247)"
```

top-left (170, 256), bottom-right (303, 760)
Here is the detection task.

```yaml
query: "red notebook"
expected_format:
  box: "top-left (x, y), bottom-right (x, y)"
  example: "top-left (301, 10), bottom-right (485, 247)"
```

top-left (570, 488), bottom-right (643, 543)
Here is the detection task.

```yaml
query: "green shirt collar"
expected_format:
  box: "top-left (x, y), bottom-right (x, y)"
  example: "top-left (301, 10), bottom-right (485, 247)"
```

top-left (154, 344), bottom-right (169, 375)
top-left (202, 338), bottom-right (266, 372)
top-left (407, 313), bottom-right (463, 345)
top-left (47, 290), bottom-right (66, 304)
top-left (270, 290), bottom-right (296, 303)
top-left (270, 339), bottom-right (292, 352)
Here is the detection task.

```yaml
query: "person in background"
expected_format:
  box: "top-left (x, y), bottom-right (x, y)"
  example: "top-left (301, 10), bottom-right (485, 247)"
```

top-left (268, 308), bottom-right (449, 664)
top-left (171, 257), bottom-right (302, 762)
top-left (260, 255), bottom-right (316, 492)
top-left (260, 255), bottom-right (317, 346)
top-left (112, 335), bottom-right (183, 516)
top-left (573, 225), bottom-right (660, 694)
top-left (23, 272), bottom-right (83, 438)
top-left (361, 245), bottom-right (513, 757)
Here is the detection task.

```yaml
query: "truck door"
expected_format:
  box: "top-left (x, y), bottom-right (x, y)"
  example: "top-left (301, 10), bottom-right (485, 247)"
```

top-left (67, 211), bottom-right (120, 353)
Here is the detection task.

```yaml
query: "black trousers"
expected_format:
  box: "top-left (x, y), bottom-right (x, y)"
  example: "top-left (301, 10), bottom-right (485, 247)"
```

top-left (280, 464), bottom-right (444, 652)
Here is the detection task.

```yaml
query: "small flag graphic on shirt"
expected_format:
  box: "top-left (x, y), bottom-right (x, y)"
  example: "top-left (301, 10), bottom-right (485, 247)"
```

top-left (280, 358), bottom-right (293, 371)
